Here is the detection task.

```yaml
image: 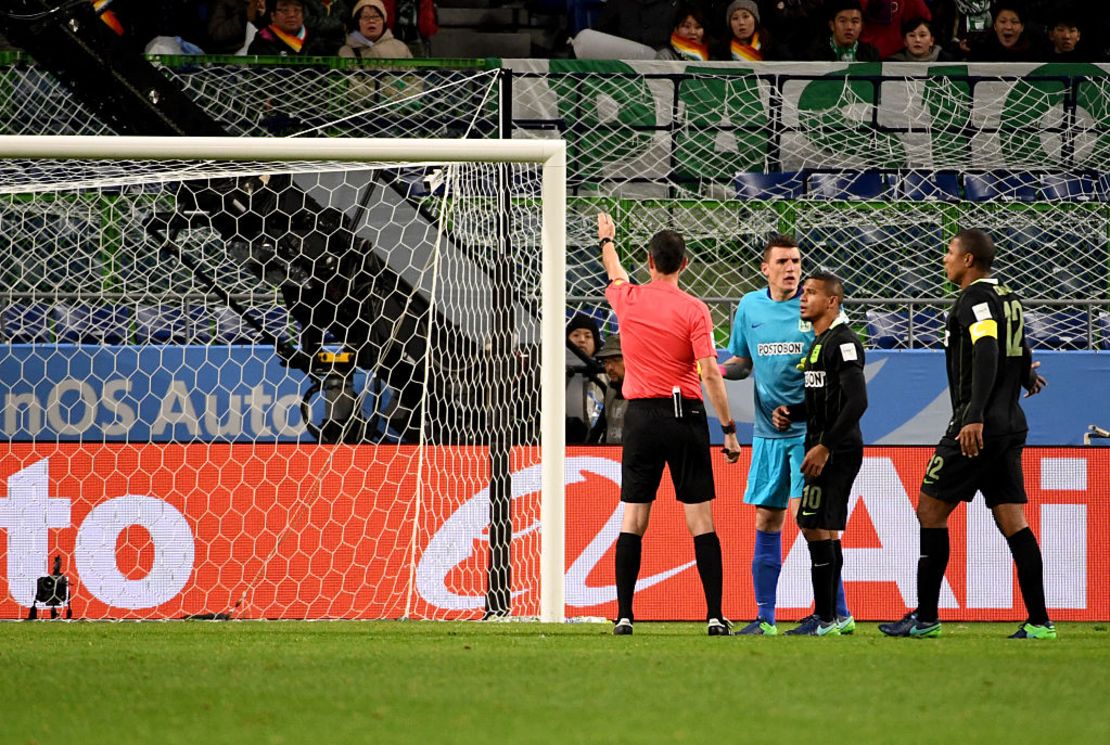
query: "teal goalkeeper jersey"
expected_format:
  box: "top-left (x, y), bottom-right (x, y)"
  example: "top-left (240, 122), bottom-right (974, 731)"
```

top-left (727, 288), bottom-right (814, 439)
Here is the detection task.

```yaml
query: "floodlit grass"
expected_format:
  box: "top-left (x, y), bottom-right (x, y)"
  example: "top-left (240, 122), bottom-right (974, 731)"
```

top-left (1, 621), bottom-right (1107, 744)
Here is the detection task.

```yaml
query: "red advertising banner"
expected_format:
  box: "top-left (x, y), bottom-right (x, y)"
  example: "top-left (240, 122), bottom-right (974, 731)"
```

top-left (0, 445), bottom-right (1106, 621)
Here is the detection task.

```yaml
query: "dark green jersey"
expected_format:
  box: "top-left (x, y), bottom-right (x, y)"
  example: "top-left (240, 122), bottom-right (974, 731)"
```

top-left (798, 318), bottom-right (868, 452)
top-left (944, 277), bottom-right (1032, 439)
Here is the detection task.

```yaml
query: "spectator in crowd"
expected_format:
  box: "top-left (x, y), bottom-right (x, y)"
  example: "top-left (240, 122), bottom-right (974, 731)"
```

top-left (758, 0), bottom-right (824, 60)
top-left (965, 2), bottom-right (1038, 61)
top-left (593, 333), bottom-right (628, 444)
top-left (721, 0), bottom-right (767, 61)
top-left (596, 0), bottom-right (681, 51)
top-left (339, 0), bottom-right (413, 58)
top-left (887, 17), bottom-right (952, 61)
top-left (1044, 10), bottom-right (1086, 62)
top-left (656, 5), bottom-right (710, 61)
top-left (928, 0), bottom-right (991, 55)
top-left (208, 0), bottom-right (266, 54)
top-left (565, 314), bottom-right (606, 444)
top-left (302, 0), bottom-right (354, 54)
top-left (808, 0), bottom-right (880, 61)
top-left (378, 0), bottom-right (440, 57)
top-left (248, 0), bottom-right (309, 55)
top-left (860, 0), bottom-right (932, 59)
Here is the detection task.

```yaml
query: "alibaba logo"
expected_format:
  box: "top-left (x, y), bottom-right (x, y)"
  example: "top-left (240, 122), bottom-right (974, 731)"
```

top-left (414, 456), bottom-right (694, 611)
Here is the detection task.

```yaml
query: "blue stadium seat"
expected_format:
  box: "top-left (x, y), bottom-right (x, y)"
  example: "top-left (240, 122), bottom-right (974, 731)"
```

top-left (1098, 311), bottom-right (1110, 350)
top-left (2, 304), bottom-right (51, 343)
top-left (135, 305), bottom-right (189, 344)
top-left (52, 305), bottom-right (131, 344)
top-left (865, 308), bottom-right (945, 349)
top-left (734, 171), bottom-right (806, 200)
top-left (891, 171), bottom-right (960, 201)
top-left (1040, 173), bottom-right (1100, 202)
top-left (807, 171), bottom-right (887, 200)
top-left (243, 306), bottom-right (293, 344)
top-left (964, 171), bottom-right (1038, 202)
top-left (188, 305), bottom-right (260, 345)
top-left (1024, 309), bottom-right (1092, 350)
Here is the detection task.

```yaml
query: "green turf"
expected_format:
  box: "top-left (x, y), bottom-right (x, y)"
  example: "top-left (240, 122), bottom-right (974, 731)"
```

top-left (2, 621), bottom-right (1108, 745)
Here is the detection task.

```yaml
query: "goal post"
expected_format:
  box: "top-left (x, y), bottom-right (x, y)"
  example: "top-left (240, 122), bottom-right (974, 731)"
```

top-left (0, 135), bottom-right (566, 623)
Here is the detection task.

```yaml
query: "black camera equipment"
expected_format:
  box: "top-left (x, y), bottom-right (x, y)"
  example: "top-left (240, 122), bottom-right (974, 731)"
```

top-left (28, 555), bottom-right (71, 620)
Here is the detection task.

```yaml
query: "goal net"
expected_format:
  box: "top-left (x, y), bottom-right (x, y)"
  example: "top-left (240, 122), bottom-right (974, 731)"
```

top-left (0, 135), bottom-right (566, 622)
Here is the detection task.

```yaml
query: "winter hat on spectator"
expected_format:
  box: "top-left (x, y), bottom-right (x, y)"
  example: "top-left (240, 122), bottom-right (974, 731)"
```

top-left (351, 0), bottom-right (388, 23)
top-left (566, 314), bottom-right (602, 355)
top-left (726, 0), bottom-right (760, 26)
top-left (595, 333), bottom-right (623, 360)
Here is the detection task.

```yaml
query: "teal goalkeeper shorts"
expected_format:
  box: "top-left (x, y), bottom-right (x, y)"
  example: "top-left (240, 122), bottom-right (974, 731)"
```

top-left (743, 435), bottom-right (806, 509)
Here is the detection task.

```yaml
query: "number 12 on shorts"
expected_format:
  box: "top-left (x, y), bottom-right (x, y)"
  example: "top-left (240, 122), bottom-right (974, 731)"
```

top-left (922, 455), bottom-right (944, 485)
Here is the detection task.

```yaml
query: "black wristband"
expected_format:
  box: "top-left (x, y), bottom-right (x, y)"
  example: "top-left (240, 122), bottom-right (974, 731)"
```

top-left (599, 237), bottom-right (613, 249)
top-left (720, 420), bottom-right (736, 435)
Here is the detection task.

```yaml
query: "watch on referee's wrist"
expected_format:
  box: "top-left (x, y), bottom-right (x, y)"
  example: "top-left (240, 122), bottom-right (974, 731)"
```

top-left (720, 420), bottom-right (736, 435)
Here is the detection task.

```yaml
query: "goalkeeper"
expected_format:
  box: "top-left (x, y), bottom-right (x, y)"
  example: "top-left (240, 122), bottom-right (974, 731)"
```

top-left (721, 236), bottom-right (853, 636)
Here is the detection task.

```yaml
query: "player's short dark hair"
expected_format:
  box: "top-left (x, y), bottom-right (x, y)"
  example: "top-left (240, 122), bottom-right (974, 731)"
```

top-left (763, 234), bottom-right (800, 262)
top-left (901, 17), bottom-right (934, 37)
top-left (648, 230), bottom-right (686, 275)
top-left (806, 270), bottom-right (845, 301)
top-left (953, 228), bottom-right (996, 270)
top-left (828, 0), bottom-right (863, 21)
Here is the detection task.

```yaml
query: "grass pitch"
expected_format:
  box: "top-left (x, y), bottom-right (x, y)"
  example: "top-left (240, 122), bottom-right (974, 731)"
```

top-left (2, 621), bottom-right (1107, 745)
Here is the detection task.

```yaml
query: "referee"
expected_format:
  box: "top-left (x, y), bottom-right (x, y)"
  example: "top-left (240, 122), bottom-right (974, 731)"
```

top-left (598, 212), bottom-right (741, 637)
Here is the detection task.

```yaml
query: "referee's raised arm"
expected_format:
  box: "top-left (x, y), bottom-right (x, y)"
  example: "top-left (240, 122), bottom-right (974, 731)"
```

top-left (596, 211), bottom-right (739, 637)
top-left (597, 212), bottom-right (629, 284)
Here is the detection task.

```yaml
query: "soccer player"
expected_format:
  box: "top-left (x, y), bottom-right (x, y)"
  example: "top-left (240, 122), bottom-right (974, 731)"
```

top-left (879, 229), bottom-right (1052, 639)
top-left (771, 271), bottom-right (867, 636)
top-left (597, 212), bottom-right (742, 636)
top-left (723, 236), bottom-right (854, 636)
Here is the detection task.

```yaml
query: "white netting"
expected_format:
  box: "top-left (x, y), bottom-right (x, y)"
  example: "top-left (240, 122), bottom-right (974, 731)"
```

top-left (508, 62), bottom-right (1110, 349)
top-left (0, 57), bottom-right (1106, 351)
top-left (0, 145), bottom-right (552, 621)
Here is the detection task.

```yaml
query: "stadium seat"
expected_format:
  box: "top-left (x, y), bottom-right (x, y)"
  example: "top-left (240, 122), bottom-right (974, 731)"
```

top-left (1040, 173), bottom-right (1101, 202)
top-left (891, 171), bottom-right (961, 201)
top-left (188, 305), bottom-right (257, 345)
top-left (733, 171), bottom-right (806, 200)
top-left (52, 305), bottom-right (131, 344)
top-left (1024, 309), bottom-right (1092, 350)
top-left (806, 171), bottom-right (887, 200)
top-left (1097, 311), bottom-right (1110, 350)
top-left (963, 171), bottom-right (1038, 202)
top-left (1, 303), bottom-right (52, 343)
top-left (865, 308), bottom-right (945, 349)
top-left (135, 305), bottom-right (189, 344)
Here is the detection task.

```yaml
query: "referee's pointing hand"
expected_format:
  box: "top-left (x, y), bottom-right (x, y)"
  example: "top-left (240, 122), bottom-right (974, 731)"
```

top-left (598, 212), bottom-right (615, 242)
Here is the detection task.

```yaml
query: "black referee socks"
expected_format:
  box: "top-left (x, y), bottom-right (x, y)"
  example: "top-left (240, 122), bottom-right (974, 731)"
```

top-left (615, 532), bottom-right (642, 622)
top-left (1006, 527), bottom-right (1050, 626)
top-left (917, 527), bottom-right (950, 624)
top-left (693, 532), bottom-right (724, 622)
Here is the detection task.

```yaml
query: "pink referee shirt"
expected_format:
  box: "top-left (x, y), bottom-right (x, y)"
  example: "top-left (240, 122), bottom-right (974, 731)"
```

top-left (605, 279), bottom-right (716, 400)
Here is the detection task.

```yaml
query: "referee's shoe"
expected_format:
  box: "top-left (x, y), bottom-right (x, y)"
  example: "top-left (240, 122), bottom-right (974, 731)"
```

top-left (613, 618), bottom-right (633, 635)
top-left (707, 618), bottom-right (732, 636)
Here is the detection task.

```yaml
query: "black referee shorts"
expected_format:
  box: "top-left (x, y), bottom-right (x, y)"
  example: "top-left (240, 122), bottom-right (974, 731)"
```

top-left (920, 432), bottom-right (1028, 507)
top-left (620, 398), bottom-right (716, 504)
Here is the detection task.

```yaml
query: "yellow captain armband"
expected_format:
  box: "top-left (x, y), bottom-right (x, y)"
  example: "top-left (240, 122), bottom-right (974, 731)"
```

top-left (969, 319), bottom-right (998, 343)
